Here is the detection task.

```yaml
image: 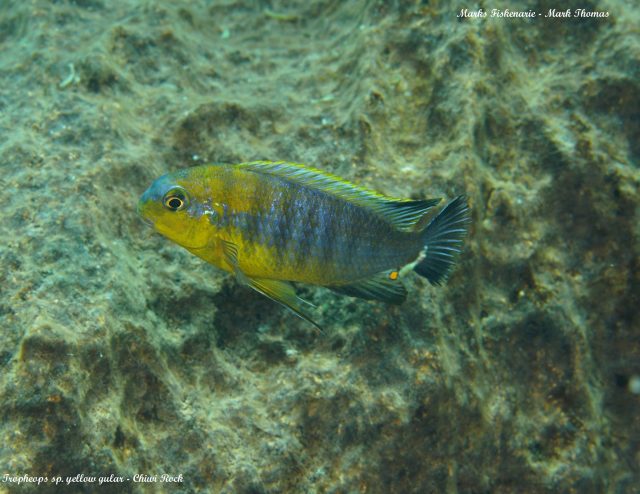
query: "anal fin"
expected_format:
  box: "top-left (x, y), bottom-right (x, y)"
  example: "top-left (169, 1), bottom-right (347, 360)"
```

top-left (327, 271), bottom-right (407, 305)
top-left (247, 277), bottom-right (323, 332)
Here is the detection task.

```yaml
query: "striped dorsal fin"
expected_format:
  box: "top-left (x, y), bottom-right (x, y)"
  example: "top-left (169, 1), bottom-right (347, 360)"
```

top-left (237, 161), bottom-right (440, 230)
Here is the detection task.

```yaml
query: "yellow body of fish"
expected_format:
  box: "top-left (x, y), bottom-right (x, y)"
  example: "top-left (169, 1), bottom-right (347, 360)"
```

top-left (138, 161), bottom-right (469, 329)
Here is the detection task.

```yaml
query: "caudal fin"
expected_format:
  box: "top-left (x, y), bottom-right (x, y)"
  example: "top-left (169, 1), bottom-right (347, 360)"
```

top-left (413, 195), bottom-right (470, 285)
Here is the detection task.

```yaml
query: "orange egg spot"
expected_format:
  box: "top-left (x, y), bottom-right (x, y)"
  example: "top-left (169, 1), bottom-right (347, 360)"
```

top-left (389, 271), bottom-right (399, 280)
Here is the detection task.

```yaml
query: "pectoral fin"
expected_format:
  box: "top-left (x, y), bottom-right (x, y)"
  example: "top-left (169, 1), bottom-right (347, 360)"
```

top-left (246, 277), bottom-right (323, 332)
top-left (221, 240), bottom-right (321, 331)
top-left (328, 270), bottom-right (407, 305)
top-left (221, 239), bottom-right (240, 271)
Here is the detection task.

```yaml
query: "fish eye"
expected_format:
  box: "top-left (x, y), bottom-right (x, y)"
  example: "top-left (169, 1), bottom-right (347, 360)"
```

top-left (163, 188), bottom-right (188, 211)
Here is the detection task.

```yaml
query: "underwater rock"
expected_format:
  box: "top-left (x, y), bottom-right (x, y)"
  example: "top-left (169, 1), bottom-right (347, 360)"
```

top-left (0, 0), bottom-right (638, 493)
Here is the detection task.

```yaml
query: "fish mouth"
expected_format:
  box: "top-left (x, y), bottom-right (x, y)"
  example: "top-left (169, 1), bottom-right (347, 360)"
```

top-left (139, 215), bottom-right (154, 227)
top-left (136, 199), bottom-right (155, 227)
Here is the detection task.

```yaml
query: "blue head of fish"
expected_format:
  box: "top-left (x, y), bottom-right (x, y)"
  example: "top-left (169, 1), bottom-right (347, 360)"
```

top-left (137, 172), bottom-right (209, 249)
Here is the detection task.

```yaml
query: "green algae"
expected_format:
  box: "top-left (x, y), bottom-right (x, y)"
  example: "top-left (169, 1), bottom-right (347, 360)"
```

top-left (0, 1), bottom-right (639, 493)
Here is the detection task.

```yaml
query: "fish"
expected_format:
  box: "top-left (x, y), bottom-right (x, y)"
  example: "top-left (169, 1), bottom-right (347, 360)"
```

top-left (137, 161), bottom-right (470, 330)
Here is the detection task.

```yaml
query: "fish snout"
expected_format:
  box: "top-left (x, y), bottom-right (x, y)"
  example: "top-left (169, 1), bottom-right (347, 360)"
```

top-left (136, 194), bottom-right (155, 227)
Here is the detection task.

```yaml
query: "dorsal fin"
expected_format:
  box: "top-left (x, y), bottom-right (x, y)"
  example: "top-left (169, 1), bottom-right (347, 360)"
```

top-left (380, 198), bottom-right (441, 229)
top-left (237, 161), bottom-right (440, 230)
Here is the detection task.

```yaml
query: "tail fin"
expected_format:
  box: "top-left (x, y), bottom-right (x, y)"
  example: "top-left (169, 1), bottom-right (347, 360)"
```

top-left (413, 195), bottom-right (470, 285)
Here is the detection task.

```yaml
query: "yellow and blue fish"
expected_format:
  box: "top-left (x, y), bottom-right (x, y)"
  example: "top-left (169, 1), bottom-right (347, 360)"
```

top-left (137, 161), bottom-right (469, 329)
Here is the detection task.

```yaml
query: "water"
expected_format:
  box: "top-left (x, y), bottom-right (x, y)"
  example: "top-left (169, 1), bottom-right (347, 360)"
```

top-left (0, 1), bottom-right (638, 492)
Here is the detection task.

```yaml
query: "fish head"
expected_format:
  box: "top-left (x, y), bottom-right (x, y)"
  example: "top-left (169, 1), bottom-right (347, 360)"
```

top-left (137, 171), bottom-right (212, 250)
